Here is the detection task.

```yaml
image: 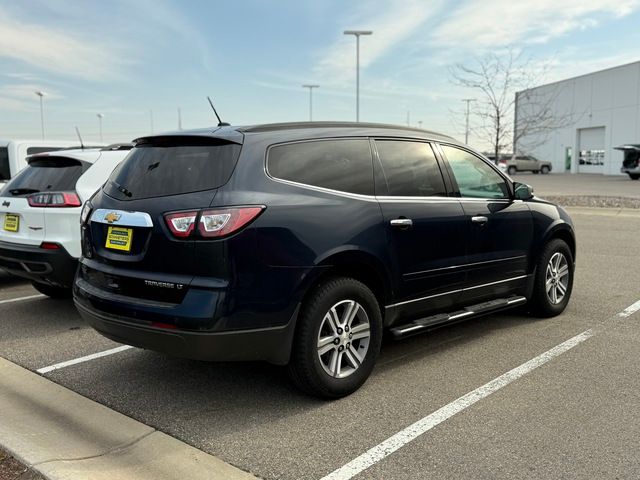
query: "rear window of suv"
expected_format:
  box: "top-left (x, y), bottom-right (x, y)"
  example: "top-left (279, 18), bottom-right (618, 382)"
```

top-left (267, 139), bottom-right (374, 195)
top-left (104, 138), bottom-right (241, 200)
top-left (0, 157), bottom-right (87, 196)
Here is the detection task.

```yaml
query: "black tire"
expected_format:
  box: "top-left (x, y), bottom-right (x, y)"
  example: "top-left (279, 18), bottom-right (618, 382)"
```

top-left (629, 174), bottom-right (640, 180)
top-left (31, 282), bottom-right (72, 299)
top-left (508, 166), bottom-right (517, 175)
top-left (541, 166), bottom-right (550, 174)
top-left (288, 277), bottom-right (383, 399)
top-left (530, 239), bottom-right (574, 317)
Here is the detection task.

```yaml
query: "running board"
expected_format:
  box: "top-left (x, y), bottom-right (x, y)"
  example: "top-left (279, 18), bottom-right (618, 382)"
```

top-left (389, 296), bottom-right (527, 340)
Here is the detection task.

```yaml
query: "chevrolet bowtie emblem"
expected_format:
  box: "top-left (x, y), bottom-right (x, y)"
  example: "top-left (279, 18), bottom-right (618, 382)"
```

top-left (104, 212), bottom-right (121, 224)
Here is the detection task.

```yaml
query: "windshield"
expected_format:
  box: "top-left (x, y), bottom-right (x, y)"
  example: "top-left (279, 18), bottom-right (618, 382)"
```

top-left (103, 139), bottom-right (241, 200)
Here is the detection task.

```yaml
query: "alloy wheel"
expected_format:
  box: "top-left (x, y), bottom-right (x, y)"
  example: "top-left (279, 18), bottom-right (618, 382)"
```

top-left (545, 252), bottom-right (570, 304)
top-left (316, 299), bottom-right (371, 379)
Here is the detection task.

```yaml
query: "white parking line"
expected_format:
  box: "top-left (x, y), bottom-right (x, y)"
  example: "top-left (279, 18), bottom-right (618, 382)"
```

top-left (324, 298), bottom-right (640, 480)
top-left (36, 345), bottom-right (134, 374)
top-left (321, 329), bottom-right (594, 480)
top-left (618, 300), bottom-right (640, 318)
top-left (0, 294), bottom-right (45, 305)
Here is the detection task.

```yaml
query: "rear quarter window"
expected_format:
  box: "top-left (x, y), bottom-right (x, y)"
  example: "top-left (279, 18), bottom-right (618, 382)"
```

top-left (267, 139), bottom-right (374, 195)
top-left (0, 147), bottom-right (9, 181)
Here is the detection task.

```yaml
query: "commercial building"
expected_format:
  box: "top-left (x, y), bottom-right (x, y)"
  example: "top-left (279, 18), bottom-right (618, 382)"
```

top-left (515, 61), bottom-right (640, 175)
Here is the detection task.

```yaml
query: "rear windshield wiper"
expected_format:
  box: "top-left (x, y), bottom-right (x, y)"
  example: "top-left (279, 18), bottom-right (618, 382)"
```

top-left (9, 188), bottom-right (40, 196)
top-left (111, 180), bottom-right (133, 198)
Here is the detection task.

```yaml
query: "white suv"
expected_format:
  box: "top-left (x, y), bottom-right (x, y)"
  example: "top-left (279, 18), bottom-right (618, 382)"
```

top-left (0, 145), bottom-right (131, 297)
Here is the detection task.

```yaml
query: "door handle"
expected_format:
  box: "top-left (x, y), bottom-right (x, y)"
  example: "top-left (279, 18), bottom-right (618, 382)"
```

top-left (390, 218), bottom-right (413, 228)
top-left (471, 215), bottom-right (488, 224)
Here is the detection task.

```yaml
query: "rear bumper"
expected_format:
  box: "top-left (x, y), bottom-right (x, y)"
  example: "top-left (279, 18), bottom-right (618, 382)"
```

top-left (0, 240), bottom-right (76, 287)
top-left (74, 299), bottom-right (298, 365)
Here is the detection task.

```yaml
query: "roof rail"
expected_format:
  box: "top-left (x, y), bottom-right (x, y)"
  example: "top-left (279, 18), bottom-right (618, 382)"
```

top-left (238, 121), bottom-right (452, 138)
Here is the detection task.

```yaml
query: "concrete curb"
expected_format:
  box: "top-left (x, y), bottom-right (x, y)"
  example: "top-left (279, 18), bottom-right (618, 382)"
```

top-left (564, 206), bottom-right (640, 218)
top-left (0, 358), bottom-right (259, 480)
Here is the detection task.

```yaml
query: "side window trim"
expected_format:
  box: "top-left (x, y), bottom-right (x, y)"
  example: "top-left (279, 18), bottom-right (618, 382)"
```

top-left (371, 137), bottom-right (451, 198)
top-left (436, 142), bottom-right (514, 199)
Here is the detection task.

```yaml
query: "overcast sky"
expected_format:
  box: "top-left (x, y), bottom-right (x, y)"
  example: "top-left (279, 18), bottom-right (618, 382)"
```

top-left (1, 0), bottom-right (639, 148)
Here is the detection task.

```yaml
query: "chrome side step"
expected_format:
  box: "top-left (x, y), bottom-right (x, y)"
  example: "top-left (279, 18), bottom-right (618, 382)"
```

top-left (389, 296), bottom-right (527, 340)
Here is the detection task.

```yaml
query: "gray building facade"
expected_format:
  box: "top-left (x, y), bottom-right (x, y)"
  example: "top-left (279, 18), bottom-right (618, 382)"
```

top-left (515, 61), bottom-right (640, 175)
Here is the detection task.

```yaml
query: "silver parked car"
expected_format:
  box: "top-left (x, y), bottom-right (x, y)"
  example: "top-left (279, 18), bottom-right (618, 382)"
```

top-left (501, 155), bottom-right (552, 175)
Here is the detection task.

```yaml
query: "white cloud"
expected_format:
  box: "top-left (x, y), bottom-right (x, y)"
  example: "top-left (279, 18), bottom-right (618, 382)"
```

top-left (314, 0), bottom-right (444, 87)
top-left (0, 8), bottom-right (131, 81)
top-left (431, 0), bottom-right (640, 48)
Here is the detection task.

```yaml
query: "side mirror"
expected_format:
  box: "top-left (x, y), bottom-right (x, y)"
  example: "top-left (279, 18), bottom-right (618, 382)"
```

top-left (514, 182), bottom-right (534, 200)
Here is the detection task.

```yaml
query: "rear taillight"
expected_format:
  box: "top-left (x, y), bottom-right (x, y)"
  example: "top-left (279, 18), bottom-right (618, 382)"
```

top-left (164, 206), bottom-right (264, 239)
top-left (164, 211), bottom-right (198, 238)
top-left (199, 207), bottom-right (264, 238)
top-left (80, 200), bottom-right (93, 224)
top-left (28, 192), bottom-right (81, 208)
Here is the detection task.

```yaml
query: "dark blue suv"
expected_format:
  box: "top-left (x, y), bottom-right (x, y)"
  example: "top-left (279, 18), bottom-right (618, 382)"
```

top-left (74, 122), bottom-right (576, 398)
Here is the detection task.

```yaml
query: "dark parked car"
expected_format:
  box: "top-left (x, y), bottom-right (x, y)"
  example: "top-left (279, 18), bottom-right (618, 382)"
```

top-left (617, 144), bottom-right (640, 179)
top-left (74, 122), bottom-right (576, 398)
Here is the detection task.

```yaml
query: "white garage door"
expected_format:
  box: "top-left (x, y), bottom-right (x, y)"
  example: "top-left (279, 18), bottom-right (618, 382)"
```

top-left (578, 127), bottom-right (605, 173)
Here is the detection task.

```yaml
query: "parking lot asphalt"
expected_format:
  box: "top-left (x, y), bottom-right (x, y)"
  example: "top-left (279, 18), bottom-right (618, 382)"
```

top-left (1, 211), bottom-right (639, 480)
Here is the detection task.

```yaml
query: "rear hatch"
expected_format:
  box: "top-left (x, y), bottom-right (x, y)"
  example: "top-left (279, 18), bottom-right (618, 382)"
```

top-left (0, 155), bottom-right (90, 246)
top-left (615, 144), bottom-right (640, 168)
top-left (82, 136), bottom-right (242, 303)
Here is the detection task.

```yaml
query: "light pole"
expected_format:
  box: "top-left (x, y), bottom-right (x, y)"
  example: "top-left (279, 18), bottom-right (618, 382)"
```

top-left (462, 98), bottom-right (476, 145)
top-left (97, 113), bottom-right (104, 142)
top-left (302, 85), bottom-right (319, 121)
top-left (35, 91), bottom-right (46, 140)
top-left (343, 30), bottom-right (372, 122)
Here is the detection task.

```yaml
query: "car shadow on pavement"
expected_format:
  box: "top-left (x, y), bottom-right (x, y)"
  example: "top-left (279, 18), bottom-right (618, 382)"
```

top-left (0, 273), bottom-right (25, 287)
top-left (375, 310), bottom-right (538, 372)
top-left (0, 298), bottom-right (87, 341)
top-left (48, 309), bottom-right (542, 441)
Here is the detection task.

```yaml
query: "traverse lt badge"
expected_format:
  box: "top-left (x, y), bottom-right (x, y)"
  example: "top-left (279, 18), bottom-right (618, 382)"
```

top-left (144, 280), bottom-right (184, 290)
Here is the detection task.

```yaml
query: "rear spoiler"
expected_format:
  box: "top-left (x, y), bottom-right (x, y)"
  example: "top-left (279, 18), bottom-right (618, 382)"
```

top-left (133, 129), bottom-right (244, 147)
top-left (615, 144), bottom-right (640, 151)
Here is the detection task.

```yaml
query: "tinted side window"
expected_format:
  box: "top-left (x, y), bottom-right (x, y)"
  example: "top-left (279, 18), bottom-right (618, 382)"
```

top-left (441, 145), bottom-right (509, 199)
top-left (0, 147), bottom-right (9, 181)
top-left (268, 139), bottom-right (373, 195)
top-left (375, 140), bottom-right (446, 197)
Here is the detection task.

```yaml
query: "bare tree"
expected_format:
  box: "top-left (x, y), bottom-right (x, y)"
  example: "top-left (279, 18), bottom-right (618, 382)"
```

top-left (450, 48), bottom-right (573, 162)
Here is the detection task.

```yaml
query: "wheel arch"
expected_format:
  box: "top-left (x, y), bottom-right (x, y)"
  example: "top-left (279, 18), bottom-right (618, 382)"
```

top-left (299, 248), bottom-right (393, 317)
top-left (538, 222), bottom-right (576, 263)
